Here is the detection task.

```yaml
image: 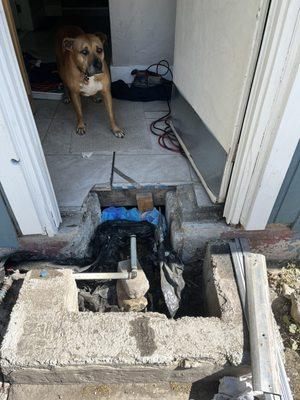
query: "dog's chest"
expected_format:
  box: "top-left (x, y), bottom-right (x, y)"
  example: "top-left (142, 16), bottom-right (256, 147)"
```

top-left (80, 76), bottom-right (103, 96)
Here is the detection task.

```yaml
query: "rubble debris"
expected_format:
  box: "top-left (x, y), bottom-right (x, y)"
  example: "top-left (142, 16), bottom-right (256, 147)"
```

top-left (116, 260), bottom-right (149, 312)
top-left (291, 291), bottom-right (300, 324)
top-left (118, 260), bottom-right (150, 299)
top-left (268, 264), bottom-right (300, 293)
top-left (116, 281), bottom-right (148, 312)
top-left (0, 270), bottom-right (25, 304)
top-left (268, 264), bottom-right (300, 350)
top-left (0, 382), bottom-right (9, 400)
top-left (282, 283), bottom-right (294, 299)
top-left (160, 257), bottom-right (185, 318)
top-left (156, 211), bottom-right (185, 317)
top-left (212, 376), bottom-right (255, 400)
top-left (78, 281), bottom-right (118, 312)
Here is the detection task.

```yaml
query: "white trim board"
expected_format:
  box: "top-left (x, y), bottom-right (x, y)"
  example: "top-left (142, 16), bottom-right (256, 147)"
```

top-left (224, 0), bottom-right (300, 230)
top-left (218, 0), bottom-right (270, 202)
top-left (0, 1), bottom-right (61, 236)
top-left (242, 67), bottom-right (300, 229)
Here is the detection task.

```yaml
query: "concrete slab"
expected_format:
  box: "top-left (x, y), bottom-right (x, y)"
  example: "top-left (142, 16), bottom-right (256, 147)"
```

top-left (167, 185), bottom-right (300, 263)
top-left (19, 193), bottom-right (100, 261)
top-left (1, 246), bottom-right (249, 385)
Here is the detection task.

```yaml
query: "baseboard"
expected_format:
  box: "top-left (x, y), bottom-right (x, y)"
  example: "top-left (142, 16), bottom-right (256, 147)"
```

top-left (110, 65), bottom-right (173, 84)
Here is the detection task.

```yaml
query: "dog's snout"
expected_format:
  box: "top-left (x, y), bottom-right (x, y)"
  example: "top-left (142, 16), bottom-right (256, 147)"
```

top-left (86, 57), bottom-right (102, 77)
top-left (93, 58), bottom-right (102, 72)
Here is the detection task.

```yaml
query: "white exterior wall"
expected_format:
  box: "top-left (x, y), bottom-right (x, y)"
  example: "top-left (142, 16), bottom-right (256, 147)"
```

top-left (173, 0), bottom-right (267, 152)
top-left (109, 0), bottom-right (176, 66)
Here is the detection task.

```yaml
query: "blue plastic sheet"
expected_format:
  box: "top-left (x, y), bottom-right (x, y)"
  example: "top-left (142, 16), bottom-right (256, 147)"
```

top-left (101, 206), bottom-right (166, 229)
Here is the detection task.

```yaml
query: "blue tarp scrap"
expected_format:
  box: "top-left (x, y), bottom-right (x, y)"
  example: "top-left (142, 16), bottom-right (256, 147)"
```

top-left (100, 206), bottom-right (166, 228)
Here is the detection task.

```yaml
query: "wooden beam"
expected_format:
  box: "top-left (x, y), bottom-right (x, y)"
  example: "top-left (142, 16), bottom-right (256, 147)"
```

top-left (93, 187), bottom-right (175, 207)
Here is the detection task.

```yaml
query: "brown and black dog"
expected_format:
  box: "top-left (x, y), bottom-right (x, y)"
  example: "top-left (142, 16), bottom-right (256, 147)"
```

top-left (56, 26), bottom-right (124, 137)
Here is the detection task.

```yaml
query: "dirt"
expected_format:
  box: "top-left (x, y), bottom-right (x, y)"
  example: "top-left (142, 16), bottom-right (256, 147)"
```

top-left (268, 262), bottom-right (300, 399)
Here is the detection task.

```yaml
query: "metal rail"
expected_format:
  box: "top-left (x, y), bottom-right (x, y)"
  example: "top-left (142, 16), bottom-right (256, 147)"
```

top-left (230, 238), bottom-right (293, 400)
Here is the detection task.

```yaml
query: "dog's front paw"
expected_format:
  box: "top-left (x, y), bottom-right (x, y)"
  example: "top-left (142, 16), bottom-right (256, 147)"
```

top-left (76, 123), bottom-right (86, 135)
top-left (112, 126), bottom-right (125, 138)
top-left (63, 95), bottom-right (71, 104)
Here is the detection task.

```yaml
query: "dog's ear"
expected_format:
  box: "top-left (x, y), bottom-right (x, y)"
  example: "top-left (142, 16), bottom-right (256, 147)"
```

top-left (62, 37), bottom-right (75, 51)
top-left (94, 32), bottom-right (107, 45)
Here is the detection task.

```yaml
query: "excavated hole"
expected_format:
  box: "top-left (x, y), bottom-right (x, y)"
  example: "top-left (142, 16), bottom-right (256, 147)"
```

top-left (77, 203), bottom-right (205, 319)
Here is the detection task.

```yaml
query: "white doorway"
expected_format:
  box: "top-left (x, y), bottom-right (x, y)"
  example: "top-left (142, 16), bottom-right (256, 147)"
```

top-left (0, 0), bottom-right (299, 239)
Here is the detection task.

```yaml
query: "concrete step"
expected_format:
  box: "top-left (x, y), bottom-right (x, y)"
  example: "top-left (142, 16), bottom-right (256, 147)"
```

top-left (8, 382), bottom-right (217, 400)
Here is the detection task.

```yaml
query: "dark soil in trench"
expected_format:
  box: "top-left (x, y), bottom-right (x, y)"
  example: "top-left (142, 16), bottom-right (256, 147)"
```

top-left (77, 221), bottom-right (204, 318)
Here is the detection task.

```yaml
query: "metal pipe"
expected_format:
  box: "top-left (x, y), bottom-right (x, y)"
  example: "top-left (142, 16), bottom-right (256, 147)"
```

top-left (74, 234), bottom-right (138, 281)
top-left (130, 234), bottom-right (137, 278)
top-left (74, 271), bottom-right (134, 280)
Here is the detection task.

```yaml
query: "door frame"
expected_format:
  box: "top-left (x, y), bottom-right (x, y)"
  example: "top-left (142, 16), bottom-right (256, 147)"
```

top-left (0, 0), bottom-right (61, 237)
top-left (224, 0), bottom-right (300, 230)
top-left (0, 0), bottom-right (299, 236)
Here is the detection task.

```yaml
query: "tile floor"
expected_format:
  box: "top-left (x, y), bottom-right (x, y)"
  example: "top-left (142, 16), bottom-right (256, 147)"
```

top-left (34, 98), bottom-right (198, 209)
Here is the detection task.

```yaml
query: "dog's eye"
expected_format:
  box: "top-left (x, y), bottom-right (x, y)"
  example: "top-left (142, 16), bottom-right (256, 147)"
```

top-left (81, 49), bottom-right (89, 56)
top-left (97, 48), bottom-right (103, 54)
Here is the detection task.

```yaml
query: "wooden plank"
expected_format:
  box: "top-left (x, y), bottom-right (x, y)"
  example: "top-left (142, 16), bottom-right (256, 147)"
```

top-left (93, 187), bottom-right (175, 207)
top-left (136, 192), bottom-right (154, 212)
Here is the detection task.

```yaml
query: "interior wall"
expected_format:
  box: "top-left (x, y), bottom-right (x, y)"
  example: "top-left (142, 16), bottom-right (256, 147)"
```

top-left (43, 0), bottom-right (62, 16)
top-left (17, 0), bottom-right (45, 30)
top-left (173, 0), bottom-right (267, 153)
top-left (109, 0), bottom-right (176, 66)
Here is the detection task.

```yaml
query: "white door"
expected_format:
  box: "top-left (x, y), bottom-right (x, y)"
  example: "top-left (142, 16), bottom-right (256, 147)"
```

top-left (0, 0), bottom-right (61, 237)
top-left (171, 0), bottom-right (270, 203)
